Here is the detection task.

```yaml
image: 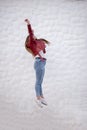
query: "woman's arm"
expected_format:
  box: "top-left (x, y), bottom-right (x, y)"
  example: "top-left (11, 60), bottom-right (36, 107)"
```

top-left (25, 19), bottom-right (34, 41)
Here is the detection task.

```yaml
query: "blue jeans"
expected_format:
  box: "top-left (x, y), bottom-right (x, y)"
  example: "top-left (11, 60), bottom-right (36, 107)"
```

top-left (34, 57), bottom-right (46, 97)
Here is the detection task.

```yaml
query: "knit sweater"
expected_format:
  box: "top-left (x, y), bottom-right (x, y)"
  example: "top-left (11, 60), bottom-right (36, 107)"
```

top-left (25, 24), bottom-right (46, 56)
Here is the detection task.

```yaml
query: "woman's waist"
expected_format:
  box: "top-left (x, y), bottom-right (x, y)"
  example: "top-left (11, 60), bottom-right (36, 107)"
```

top-left (35, 57), bottom-right (47, 60)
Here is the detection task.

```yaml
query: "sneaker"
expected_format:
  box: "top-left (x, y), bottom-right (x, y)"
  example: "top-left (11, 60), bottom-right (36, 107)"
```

top-left (41, 98), bottom-right (48, 105)
top-left (35, 99), bottom-right (43, 108)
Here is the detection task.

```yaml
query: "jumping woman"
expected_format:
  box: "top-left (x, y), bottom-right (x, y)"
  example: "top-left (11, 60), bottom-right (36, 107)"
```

top-left (25, 19), bottom-right (50, 107)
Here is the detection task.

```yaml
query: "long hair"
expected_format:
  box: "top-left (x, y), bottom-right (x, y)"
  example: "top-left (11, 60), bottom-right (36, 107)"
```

top-left (25, 35), bottom-right (29, 46)
top-left (39, 38), bottom-right (50, 45)
top-left (25, 35), bottom-right (50, 55)
top-left (25, 35), bottom-right (35, 56)
top-left (25, 35), bottom-right (50, 46)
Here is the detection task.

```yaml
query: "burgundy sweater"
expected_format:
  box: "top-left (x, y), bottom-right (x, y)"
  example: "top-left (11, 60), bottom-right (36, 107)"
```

top-left (26, 24), bottom-right (46, 56)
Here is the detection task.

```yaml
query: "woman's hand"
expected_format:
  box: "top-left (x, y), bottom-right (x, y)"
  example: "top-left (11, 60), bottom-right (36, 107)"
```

top-left (25, 19), bottom-right (30, 25)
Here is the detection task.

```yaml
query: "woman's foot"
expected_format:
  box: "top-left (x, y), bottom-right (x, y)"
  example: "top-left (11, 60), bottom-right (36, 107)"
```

top-left (40, 98), bottom-right (48, 105)
top-left (35, 99), bottom-right (43, 108)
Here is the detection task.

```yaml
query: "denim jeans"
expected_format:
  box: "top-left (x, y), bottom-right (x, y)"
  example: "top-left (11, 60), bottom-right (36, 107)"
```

top-left (34, 57), bottom-right (46, 97)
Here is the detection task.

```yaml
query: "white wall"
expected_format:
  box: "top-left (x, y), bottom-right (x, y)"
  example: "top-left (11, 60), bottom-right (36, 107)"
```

top-left (0, 0), bottom-right (87, 130)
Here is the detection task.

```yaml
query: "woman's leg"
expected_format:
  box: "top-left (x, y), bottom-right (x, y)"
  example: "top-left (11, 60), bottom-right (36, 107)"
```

top-left (35, 68), bottom-right (43, 98)
top-left (39, 67), bottom-right (45, 97)
top-left (34, 59), bottom-right (46, 99)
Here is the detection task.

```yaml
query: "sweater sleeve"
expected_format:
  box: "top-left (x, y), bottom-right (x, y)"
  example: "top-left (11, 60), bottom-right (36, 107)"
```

top-left (27, 24), bottom-right (34, 42)
top-left (26, 24), bottom-right (35, 48)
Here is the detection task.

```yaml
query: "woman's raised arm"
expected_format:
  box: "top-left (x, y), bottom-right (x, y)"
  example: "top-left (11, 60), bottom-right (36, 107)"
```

top-left (25, 19), bottom-right (34, 41)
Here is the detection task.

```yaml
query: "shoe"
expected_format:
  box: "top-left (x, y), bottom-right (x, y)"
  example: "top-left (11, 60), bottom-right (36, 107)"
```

top-left (35, 99), bottom-right (43, 108)
top-left (41, 98), bottom-right (48, 105)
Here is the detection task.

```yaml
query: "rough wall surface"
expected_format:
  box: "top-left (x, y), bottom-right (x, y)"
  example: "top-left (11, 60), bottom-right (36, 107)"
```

top-left (0, 0), bottom-right (87, 130)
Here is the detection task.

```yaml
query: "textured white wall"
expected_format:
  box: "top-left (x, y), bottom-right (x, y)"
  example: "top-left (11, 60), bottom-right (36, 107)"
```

top-left (0, 0), bottom-right (87, 130)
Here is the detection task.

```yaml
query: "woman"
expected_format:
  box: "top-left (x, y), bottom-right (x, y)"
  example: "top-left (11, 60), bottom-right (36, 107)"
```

top-left (25, 19), bottom-right (50, 107)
